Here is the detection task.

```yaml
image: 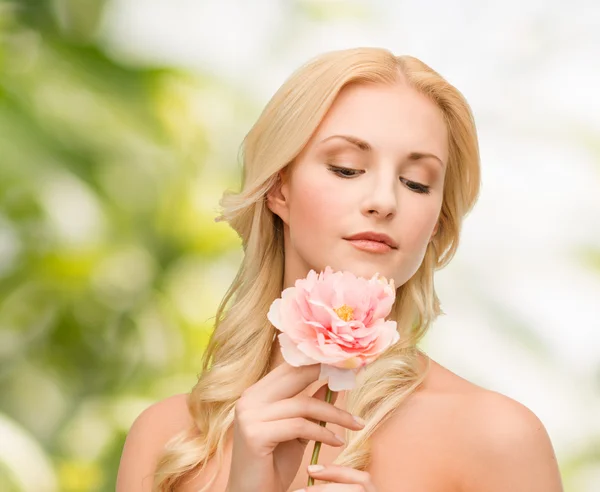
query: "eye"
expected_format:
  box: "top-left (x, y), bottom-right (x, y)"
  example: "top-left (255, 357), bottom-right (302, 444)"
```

top-left (401, 177), bottom-right (431, 195)
top-left (328, 164), bottom-right (431, 195)
top-left (327, 165), bottom-right (363, 178)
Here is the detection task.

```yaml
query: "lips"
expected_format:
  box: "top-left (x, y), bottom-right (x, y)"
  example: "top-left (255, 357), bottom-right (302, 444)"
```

top-left (346, 239), bottom-right (393, 253)
top-left (344, 231), bottom-right (398, 249)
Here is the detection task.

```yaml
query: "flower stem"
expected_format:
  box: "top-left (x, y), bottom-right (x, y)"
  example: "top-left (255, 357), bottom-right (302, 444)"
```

top-left (307, 386), bottom-right (335, 487)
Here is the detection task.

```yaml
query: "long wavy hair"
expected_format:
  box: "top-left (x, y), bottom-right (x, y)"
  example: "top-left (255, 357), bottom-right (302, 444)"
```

top-left (152, 47), bottom-right (481, 490)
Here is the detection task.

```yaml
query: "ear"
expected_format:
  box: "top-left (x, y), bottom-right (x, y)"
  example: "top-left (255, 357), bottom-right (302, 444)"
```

top-left (429, 221), bottom-right (439, 242)
top-left (266, 169), bottom-right (291, 225)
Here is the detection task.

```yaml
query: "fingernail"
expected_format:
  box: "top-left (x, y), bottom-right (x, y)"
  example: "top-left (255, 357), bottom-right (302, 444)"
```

top-left (353, 415), bottom-right (366, 426)
top-left (308, 464), bottom-right (325, 473)
top-left (334, 434), bottom-right (345, 444)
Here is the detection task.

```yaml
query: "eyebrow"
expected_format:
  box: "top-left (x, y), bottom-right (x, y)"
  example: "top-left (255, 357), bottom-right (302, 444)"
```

top-left (316, 134), bottom-right (444, 167)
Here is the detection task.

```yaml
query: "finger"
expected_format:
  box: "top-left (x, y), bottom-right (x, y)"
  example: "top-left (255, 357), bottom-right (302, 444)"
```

top-left (296, 485), bottom-right (363, 491)
top-left (305, 464), bottom-right (377, 492)
top-left (255, 394), bottom-right (363, 431)
top-left (245, 362), bottom-right (322, 404)
top-left (258, 418), bottom-right (346, 449)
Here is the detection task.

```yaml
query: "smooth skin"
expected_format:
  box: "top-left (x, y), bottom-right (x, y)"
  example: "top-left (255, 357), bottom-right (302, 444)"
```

top-left (117, 80), bottom-right (564, 491)
top-left (227, 362), bottom-right (364, 492)
top-left (117, 357), bottom-right (564, 491)
top-left (267, 81), bottom-right (447, 294)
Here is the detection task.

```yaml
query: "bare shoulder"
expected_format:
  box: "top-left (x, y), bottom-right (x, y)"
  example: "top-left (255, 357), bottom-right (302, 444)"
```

top-left (458, 388), bottom-right (564, 491)
top-left (116, 393), bottom-right (194, 492)
top-left (368, 357), bottom-right (563, 491)
top-left (367, 357), bottom-right (484, 491)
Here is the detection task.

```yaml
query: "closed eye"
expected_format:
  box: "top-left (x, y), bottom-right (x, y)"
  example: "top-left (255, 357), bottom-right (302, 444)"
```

top-left (328, 165), bottom-right (431, 195)
top-left (400, 178), bottom-right (431, 195)
top-left (327, 165), bottom-right (363, 178)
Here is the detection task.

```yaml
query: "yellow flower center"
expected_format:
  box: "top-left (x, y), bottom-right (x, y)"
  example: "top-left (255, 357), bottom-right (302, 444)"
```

top-left (334, 304), bottom-right (354, 321)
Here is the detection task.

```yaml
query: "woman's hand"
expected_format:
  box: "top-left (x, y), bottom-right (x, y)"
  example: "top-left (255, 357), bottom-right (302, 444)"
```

top-left (293, 464), bottom-right (377, 491)
top-left (227, 362), bottom-right (365, 492)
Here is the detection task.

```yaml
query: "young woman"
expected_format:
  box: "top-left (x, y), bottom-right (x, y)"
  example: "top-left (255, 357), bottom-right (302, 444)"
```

top-left (116, 47), bottom-right (564, 492)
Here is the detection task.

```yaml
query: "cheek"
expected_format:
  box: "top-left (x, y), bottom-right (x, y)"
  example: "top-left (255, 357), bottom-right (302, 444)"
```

top-left (289, 175), bottom-right (347, 230)
top-left (392, 200), bottom-right (441, 285)
top-left (399, 198), bottom-right (441, 245)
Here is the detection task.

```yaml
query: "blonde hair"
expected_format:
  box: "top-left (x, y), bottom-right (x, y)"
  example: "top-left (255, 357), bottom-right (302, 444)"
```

top-left (152, 47), bottom-right (481, 490)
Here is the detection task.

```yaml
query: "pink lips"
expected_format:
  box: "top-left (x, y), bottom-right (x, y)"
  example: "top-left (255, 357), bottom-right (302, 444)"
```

top-left (344, 231), bottom-right (398, 249)
top-left (344, 231), bottom-right (398, 253)
top-left (346, 239), bottom-right (393, 253)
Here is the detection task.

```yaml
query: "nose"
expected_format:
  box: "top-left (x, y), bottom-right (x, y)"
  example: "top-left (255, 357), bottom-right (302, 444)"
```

top-left (360, 172), bottom-right (397, 219)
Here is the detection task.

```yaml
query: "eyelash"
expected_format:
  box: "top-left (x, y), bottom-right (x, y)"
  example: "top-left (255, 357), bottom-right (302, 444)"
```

top-left (326, 165), bottom-right (431, 195)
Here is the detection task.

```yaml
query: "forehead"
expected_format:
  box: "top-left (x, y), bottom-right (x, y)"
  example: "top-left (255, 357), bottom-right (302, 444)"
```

top-left (308, 82), bottom-right (449, 164)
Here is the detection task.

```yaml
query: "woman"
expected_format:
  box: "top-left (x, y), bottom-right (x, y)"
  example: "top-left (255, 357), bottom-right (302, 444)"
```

top-left (116, 47), bottom-right (564, 492)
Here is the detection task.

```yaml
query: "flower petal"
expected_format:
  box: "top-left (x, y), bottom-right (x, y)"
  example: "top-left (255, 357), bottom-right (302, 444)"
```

top-left (278, 333), bottom-right (317, 366)
top-left (319, 364), bottom-right (358, 391)
top-left (271, 266), bottom-right (400, 374)
top-left (266, 298), bottom-right (282, 329)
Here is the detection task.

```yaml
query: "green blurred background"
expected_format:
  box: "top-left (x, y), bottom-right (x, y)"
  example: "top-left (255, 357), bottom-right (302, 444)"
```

top-left (0, 1), bottom-right (247, 489)
top-left (1, 1), bottom-right (599, 491)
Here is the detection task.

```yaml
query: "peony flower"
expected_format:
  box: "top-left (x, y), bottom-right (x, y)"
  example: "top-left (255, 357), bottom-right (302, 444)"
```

top-left (267, 266), bottom-right (399, 391)
top-left (267, 266), bottom-right (400, 486)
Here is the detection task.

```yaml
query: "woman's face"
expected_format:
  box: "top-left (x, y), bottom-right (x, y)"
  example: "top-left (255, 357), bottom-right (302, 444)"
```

top-left (267, 81), bottom-right (448, 289)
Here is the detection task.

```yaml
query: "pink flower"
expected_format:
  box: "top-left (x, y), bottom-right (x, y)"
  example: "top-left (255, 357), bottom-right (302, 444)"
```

top-left (267, 266), bottom-right (400, 391)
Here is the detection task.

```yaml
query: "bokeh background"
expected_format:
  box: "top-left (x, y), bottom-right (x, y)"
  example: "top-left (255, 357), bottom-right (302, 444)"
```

top-left (1, 0), bottom-right (599, 491)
